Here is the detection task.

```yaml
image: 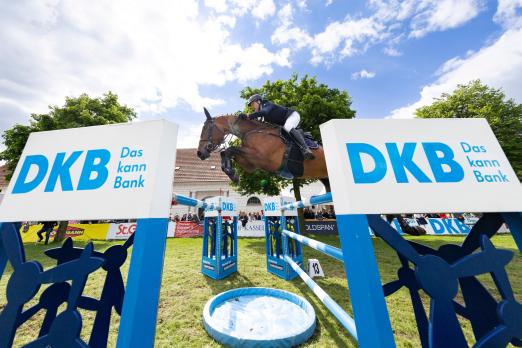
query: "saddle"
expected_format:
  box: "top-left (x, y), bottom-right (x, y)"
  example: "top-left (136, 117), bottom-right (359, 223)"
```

top-left (276, 128), bottom-right (319, 179)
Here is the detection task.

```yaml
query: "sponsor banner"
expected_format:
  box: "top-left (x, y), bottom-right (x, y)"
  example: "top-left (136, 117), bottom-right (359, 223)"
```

top-left (321, 119), bottom-right (522, 214)
top-left (387, 217), bottom-right (510, 234)
top-left (238, 220), bottom-right (265, 237)
top-left (107, 223), bottom-right (137, 240)
top-left (303, 221), bottom-right (338, 235)
top-left (20, 223), bottom-right (110, 243)
top-left (175, 221), bottom-right (203, 238)
top-left (302, 217), bottom-right (509, 236)
top-left (106, 221), bottom-right (176, 240)
top-left (390, 218), bottom-right (469, 235)
top-left (0, 120), bottom-right (178, 222)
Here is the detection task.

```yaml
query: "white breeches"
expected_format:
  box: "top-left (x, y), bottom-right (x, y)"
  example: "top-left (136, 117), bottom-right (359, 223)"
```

top-left (284, 111), bottom-right (300, 132)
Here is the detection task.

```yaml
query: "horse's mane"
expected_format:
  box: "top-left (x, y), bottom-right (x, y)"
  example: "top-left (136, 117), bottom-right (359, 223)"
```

top-left (216, 114), bottom-right (279, 130)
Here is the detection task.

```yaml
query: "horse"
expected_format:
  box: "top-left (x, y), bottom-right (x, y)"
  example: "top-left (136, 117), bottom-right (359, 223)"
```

top-left (197, 108), bottom-right (330, 191)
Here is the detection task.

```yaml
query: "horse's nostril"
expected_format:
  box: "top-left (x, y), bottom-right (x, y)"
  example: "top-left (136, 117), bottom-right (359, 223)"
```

top-left (197, 151), bottom-right (202, 158)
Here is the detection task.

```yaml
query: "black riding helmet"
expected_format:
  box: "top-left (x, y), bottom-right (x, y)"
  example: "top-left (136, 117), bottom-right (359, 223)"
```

top-left (247, 94), bottom-right (262, 106)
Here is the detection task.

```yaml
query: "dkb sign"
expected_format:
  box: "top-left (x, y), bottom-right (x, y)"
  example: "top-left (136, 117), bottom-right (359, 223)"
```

top-left (0, 120), bottom-right (178, 221)
top-left (320, 119), bottom-right (522, 214)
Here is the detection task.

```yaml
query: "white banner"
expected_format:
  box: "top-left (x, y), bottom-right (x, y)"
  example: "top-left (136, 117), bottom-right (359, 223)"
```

top-left (320, 119), bottom-right (522, 214)
top-left (237, 220), bottom-right (265, 237)
top-left (106, 221), bottom-right (176, 240)
top-left (0, 120), bottom-right (178, 221)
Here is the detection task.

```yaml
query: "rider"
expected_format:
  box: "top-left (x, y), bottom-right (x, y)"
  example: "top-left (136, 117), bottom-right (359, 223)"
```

top-left (246, 94), bottom-right (315, 160)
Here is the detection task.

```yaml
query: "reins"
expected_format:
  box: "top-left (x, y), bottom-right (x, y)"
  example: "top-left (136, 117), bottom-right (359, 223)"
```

top-left (203, 115), bottom-right (282, 153)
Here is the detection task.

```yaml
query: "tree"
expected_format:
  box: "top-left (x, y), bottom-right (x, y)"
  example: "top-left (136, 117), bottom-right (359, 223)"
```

top-left (0, 92), bottom-right (136, 242)
top-left (416, 80), bottom-right (522, 179)
top-left (232, 74), bottom-right (356, 226)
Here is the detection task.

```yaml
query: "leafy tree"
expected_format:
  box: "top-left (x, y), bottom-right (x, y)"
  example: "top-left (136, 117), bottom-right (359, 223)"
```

top-left (0, 92), bottom-right (136, 242)
top-left (232, 74), bottom-right (356, 226)
top-left (416, 80), bottom-right (522, 179)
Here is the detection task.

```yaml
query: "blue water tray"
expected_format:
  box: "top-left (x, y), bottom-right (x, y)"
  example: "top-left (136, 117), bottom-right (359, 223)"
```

top-left (203, 287), bottom-right (316, 347)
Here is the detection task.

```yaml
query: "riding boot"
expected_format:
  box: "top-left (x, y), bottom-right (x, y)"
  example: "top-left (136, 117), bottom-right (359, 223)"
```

top-left (289, 129), bottom-right (315, 160)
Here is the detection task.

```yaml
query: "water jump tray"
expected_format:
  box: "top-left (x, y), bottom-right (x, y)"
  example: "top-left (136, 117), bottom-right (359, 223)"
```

top-left (203, 287), bottom-right (316, 347)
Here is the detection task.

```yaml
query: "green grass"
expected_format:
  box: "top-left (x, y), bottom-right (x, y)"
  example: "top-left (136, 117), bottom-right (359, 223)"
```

top-left (1, 235), bottom-right (520, 347)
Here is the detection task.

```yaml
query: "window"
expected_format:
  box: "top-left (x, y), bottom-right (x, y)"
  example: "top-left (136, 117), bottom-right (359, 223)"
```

top-left (175, 166), bottom-right (180, 170)
top-left (210, 165), bottom-right (216, 169)
top-left (247, 197), bottom-right (261, 206)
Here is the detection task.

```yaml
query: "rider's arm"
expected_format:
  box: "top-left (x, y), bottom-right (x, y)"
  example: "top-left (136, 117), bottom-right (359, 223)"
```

top-left (249, 101), bottom-right (273, 119)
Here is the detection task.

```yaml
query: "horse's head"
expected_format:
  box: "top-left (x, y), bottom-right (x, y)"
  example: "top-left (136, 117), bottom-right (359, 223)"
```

top-left (197, 108), bottom-right (227, 160)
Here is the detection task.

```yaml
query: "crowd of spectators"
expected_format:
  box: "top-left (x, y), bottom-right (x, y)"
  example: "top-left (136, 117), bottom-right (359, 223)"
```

top-left (238, 211), bottom-right (264, 227)
top-left (303, 207), bottom-right (336, 220)
top-left (172, 213), bottom-right (201, 223)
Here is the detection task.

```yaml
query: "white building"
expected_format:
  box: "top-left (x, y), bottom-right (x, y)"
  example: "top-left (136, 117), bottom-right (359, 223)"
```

top-left (170, 149), bottom-right (327, 218)
top-left (0, 165), bottom-right (7, 204)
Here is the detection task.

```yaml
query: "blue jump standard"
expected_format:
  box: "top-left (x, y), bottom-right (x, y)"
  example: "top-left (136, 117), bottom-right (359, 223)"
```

top-left (264, 193), bottom-right (395, 348)
top-left (175, 193), bottom-right (238, 280)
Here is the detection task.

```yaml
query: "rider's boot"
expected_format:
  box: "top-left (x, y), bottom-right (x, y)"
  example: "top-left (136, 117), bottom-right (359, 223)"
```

top-left (289, 129), bottom-right (315, 160)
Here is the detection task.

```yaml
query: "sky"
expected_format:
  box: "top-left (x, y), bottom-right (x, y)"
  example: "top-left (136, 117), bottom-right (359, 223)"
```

top-left (1, 0), bottom-right (521, 149)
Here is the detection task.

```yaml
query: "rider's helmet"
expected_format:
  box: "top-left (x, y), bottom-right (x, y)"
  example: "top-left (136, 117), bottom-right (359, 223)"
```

top-left (247, 94), bottom-right (262, 106)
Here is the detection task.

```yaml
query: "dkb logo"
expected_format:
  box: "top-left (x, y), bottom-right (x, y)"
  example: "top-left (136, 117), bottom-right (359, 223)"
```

top-left (264, 202), bottom-right (276, 211)
top-left (222, 202), bottom-right (234, 211)
top-left (346, 142), bottom-right (464, 184)
top-left (12, 149), bottom-right (111, 194)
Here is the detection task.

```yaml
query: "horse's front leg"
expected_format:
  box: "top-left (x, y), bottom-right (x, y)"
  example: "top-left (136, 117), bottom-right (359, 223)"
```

top-left (220, 148), bottom-right (240, 184)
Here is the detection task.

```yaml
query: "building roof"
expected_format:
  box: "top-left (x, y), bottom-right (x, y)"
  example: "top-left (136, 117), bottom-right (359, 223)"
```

top-left (174, 148), bottom-right (230, 183)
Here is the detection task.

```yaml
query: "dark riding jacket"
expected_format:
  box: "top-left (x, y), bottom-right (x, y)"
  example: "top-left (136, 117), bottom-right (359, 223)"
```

top-left (249, 100), bottom-right (294, 126)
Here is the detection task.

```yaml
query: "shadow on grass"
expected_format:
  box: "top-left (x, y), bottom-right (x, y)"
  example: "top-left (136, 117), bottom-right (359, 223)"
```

top-left (203, 271), bottom-right (256, 296)
top-left (290, 278), bottom-right (357, 347)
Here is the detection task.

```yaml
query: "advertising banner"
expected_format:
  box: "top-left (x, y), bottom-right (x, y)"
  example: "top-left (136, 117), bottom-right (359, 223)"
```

top-left (20, 223), bottom-right (110, 243)
top-left (237, 220), bottom-right (265, 237)
top-left (0, 120), bottom-right (178, 222)
top-left (320, 119), bottom-right (522, 214)
top-left (303, 221), bottom-right (339, 235)
top-left (174, 221), bottom-right (203, 237)
top-left (106, 222), bottom-right (138, 240)
top-left (106, 221), bottom-right (176, 240)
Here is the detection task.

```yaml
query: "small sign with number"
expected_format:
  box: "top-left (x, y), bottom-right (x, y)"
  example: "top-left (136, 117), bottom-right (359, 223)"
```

top-left (307, 259), bottom-right (324, 278)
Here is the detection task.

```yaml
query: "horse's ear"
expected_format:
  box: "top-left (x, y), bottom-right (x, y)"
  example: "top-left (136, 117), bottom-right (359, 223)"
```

top-left (203, 107), bottom-right (212, 120)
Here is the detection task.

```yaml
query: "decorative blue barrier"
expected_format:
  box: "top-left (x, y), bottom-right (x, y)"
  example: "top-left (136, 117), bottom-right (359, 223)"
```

top-left (264, 191), bottom-right (522, 348)
top-left (174, 194), bottom-right (238, 280)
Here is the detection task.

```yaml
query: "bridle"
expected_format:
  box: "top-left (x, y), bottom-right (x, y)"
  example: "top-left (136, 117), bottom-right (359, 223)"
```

top-left (200, 114), bottom-right (277, 154)
top-left (201, 117), bottom-right (230, 153)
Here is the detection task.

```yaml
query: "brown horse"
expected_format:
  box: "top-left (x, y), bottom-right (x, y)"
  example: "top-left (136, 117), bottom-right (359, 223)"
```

top-left (197, 108), bottom-right (330, 190)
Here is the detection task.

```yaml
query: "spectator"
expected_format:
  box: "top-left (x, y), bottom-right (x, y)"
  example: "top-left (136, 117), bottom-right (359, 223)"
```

top-left (36, 221), bottom-right (58, 245)
top-left (240, 213), bottom-right (248, 227)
